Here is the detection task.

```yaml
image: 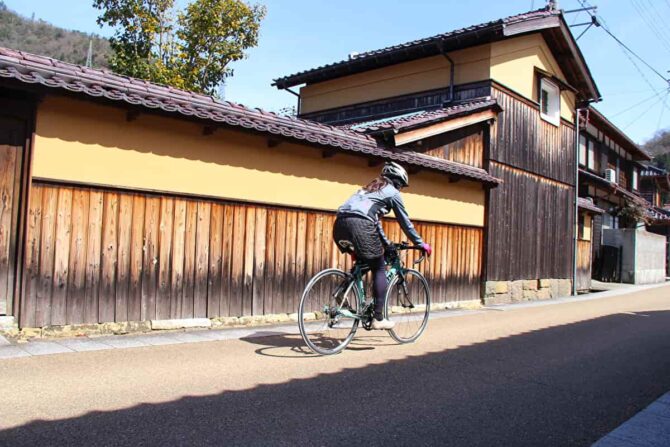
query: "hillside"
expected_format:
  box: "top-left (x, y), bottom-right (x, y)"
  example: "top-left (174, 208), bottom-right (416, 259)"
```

top-left (0, 1), bottom-right (110, 67)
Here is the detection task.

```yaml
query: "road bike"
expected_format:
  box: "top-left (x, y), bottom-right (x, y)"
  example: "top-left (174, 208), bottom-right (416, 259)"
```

top-left (298, 242), bottom-right (431, 355)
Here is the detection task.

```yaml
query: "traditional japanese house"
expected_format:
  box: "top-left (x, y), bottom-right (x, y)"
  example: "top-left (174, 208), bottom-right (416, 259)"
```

top-left (275, 6), bottom-right (600, 304)
top-left (0, 45), bottom-right (500, 329)
top-left (576, 107), bottom-right (656, 280)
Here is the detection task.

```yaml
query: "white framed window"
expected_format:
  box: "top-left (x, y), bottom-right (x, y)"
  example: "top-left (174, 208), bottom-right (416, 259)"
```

top-left (632, 167), bottom-right (639, 190)
top-left (579, 135), bottom-right (587, 166)
top-left (540, 78), bottom-right (560, 126)
top-left (587, 139), bottom-right (596, 170)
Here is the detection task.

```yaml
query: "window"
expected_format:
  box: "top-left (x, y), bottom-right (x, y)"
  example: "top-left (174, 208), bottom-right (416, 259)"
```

top-left (587, 139), bottom-right (596, 170)
top-left (579, 135), bottom-right (587, 166)
top-left (539, 78), bottom-right (560, 126)
top-left (632, 167), bottom-right (639, 190)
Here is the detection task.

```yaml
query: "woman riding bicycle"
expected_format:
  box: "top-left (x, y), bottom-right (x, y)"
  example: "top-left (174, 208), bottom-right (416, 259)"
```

top-left (333, 162), bottom-right (432, 330)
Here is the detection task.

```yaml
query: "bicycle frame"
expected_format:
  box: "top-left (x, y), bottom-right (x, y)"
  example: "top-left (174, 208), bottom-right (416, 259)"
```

top-left (334, 251), bottom-right (408, 322)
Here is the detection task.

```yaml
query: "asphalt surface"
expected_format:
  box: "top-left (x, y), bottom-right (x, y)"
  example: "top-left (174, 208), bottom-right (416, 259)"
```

top-left (0, 285), bottom-right (669, 447)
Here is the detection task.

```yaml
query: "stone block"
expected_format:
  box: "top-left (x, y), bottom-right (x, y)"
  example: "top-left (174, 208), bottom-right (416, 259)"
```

top-left (523, 280), bottom-right (539, 291)
top-left (42, 324), bottom-right (100, 338)
top-left (484, 281), bottom-right (498, 296)
top-left (127, 321), bottom-right (152, 333)
top-left (19, 328), bottom-right (42, 339)
top-left (539, 279), bottom-right (551, 288)
top-left (557, 279), bottom-right (572, 297)
top-left (550, 280), bottom-right (560, 298)
top-left (100, 322), bottom-right (130, 335)
top-left (151, 318), bottom-right (212, 330)
top-left (494, 282), bottom-right (509, 294)
top-left (510, 281), bottom-right (524, 301)
top-left (537, 288), bottom-right (551, 300)
top-left (523, 290), bottom-right (538, 301)
top-left (484, 293), bottom-right (511, 306)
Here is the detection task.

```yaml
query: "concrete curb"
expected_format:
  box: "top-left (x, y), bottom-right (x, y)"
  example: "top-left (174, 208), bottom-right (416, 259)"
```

top-left (592, 392), bottom-right (670, 446)
top-left (0, 281), bottom-right (667, 361)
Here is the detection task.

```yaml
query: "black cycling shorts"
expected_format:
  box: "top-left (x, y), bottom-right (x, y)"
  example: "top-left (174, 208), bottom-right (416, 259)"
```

top-left (333, 215), bottom-right (384, 260)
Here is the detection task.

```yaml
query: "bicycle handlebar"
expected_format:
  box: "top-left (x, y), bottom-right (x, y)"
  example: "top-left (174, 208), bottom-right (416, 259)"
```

top-left (393, 242), bottom-right (427, 265)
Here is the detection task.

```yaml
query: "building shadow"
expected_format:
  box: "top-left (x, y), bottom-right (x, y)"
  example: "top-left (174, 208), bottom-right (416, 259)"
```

top-left (1, 311), bottom-right (670, 446)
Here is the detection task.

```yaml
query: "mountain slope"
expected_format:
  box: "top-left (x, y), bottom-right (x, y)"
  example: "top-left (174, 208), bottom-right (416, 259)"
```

top-left (0, 1), bottom-right (111, 67)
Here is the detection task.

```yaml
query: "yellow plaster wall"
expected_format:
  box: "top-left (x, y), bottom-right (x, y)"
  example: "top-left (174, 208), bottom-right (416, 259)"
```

top-left (490, 34), bottom-right (575, 122)
top-left (299, 45), bottom-right (491, 114)
top-left (32, 96), bottom-right (485, 227)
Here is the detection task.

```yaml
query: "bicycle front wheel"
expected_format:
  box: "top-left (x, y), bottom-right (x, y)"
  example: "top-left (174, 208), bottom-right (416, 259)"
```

top-left (298, 268), bottom-right (360, 355)
top-left (384, 269), bottom-right (431, 343)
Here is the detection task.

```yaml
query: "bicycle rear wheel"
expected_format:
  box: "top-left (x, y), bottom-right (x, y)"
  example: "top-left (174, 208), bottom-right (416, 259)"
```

top-left (298, 269), bottom-right (360, 355)
top-left (384, 269), bottom-right (430, 343)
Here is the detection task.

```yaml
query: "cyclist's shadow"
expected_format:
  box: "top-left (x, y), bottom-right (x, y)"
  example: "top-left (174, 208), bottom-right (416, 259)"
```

top-left (239, 330), bottom-right (397, 358)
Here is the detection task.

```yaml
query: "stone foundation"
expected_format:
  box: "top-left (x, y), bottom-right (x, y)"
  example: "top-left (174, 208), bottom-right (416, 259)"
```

top-left (1, 299), bottom-right (482, 341)
top-left (483, 279), bottom-right (572, 305)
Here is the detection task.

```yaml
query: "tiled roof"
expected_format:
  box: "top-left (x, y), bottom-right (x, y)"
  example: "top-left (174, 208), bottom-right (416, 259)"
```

top-left (273, 9), bottom-right (558, 88)
top-left (578, 197), bottom-right (605, 214)
top-left (647, 206), bottom-right (670, 223)
top-left (345, 99), bottom-right (500, 134)
top-left (579, 169), bottom-right (647, 206)
top-left (0, 46), bottom-right (501, 185)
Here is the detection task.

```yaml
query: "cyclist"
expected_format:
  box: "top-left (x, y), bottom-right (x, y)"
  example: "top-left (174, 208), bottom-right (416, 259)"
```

top-left (333, 161), bottom-right (432, 330)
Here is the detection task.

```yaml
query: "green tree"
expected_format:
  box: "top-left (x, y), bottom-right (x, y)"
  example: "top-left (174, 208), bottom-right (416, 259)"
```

top-left (643, 128), bottom-right (670, 170)
top-left (93, 0), bottom-right (266, 95)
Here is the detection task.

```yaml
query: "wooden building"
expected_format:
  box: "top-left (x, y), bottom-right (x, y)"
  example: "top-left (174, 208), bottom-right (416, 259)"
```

top-left (577, 107), bottom-right (655, 280)
top-left (0, 46), bottom-right (501, 328)
top-left (275, 7), bottom-right (600, 304)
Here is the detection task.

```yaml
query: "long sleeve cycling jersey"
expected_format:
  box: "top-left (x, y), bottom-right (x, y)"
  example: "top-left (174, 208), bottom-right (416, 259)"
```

top-left (336, 183), bottom-right (423, 246)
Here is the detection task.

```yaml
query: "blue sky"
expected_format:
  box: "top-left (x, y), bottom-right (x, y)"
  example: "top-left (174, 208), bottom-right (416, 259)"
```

top-left (5, 0), bottom-right (670, 144)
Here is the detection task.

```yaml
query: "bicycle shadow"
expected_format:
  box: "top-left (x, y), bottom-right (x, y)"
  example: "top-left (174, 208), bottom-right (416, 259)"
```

top-left (239, 330), bottom-right (399, 358)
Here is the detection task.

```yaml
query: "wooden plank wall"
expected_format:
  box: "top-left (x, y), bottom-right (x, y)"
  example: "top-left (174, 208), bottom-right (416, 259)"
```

top-left (20, 182), bottom-right (483, 327)
top-left (0, 145), bottom-right (22, 315)
top-left (486, 163), bottom-right (574, 281)
top-left (424, 129), bottom-right (484, 168)
top-left (490, 87), bottom-right (576, 185)
top-left (576, 239), bottom-right (592, 291)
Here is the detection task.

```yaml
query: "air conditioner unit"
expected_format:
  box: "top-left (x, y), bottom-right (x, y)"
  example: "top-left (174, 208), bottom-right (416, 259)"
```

top-left (604, 168), bottom-right (617, 183)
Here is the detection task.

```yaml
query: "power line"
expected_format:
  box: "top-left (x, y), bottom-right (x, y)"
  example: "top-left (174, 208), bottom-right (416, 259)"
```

top-left (623, 94), bottom-right (666, 129)
top-left (610, 91), bottom-right (661, 118)
top-left (577, 0), bottom-right (670, 86)
top-left (656, 90), bottom-right (670, 133)
top-left (630, 0), bottom-right (670, 55)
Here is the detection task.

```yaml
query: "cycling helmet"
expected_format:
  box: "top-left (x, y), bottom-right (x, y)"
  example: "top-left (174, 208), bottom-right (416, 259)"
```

top-left (381, 162), bottom-right (409, 187)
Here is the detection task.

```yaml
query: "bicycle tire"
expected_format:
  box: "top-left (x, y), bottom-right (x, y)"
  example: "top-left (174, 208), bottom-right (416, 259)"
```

top-left (384, 268), bottom-right (431, 343)
top-left (298, 268), bottom-right (360, 355)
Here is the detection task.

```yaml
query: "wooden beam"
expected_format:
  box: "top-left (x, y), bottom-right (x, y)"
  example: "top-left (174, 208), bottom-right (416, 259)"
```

top-left (394, 110), bottom-right (498, 146)
top-left (322, 149), bottom-right (336, 159)
top-left (407, 166), bottom-right (421, 175)
top-left (368, 159), bottom-right (383, 168)
top-left (126, 110), bottom-right (140, 122)
top-left (267, 138), bottom-right (281, 148)
top-left (448, 176), bottom-right (461, 183)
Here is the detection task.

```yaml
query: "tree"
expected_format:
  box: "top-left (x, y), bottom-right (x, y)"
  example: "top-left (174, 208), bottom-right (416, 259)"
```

top-left (93, 0), bottom-right (266, 95)
top-left (642, 128), bottom-right (670, 170)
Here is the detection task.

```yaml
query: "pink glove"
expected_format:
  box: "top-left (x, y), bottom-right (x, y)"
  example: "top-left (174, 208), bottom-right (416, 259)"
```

top-left (421, 243), bottom-right (432, 257)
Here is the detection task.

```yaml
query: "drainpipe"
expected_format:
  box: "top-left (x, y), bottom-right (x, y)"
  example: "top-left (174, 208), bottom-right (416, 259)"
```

top-left (572, 107), bottom-right (583, 296)
top-left (283, 87), bottom-right (301, 116)
top-left (439, 42), bottom-right (455, 103)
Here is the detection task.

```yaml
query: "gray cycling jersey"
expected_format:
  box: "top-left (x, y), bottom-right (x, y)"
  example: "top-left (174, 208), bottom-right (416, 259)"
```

top-left (337, 183), bottom-right (423, 246)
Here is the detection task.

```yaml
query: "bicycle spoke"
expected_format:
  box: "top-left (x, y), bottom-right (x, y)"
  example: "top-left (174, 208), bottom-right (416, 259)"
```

top-left (385, 269), bottom-right (430, 343)
top-left (298, 269), bottom-right (360, 355)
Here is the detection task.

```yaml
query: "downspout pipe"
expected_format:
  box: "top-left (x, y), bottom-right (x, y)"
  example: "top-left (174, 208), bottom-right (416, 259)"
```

top-left (284, 87), bottom-right (301, 116)
top-left (572, 108), bottom-right (582, 296)
top-left (439, 42), bottom-right (455, 103)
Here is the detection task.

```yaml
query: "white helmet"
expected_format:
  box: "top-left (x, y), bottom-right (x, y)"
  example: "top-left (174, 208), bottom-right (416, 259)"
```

top-left (382, 162), bottom-right (409, 187)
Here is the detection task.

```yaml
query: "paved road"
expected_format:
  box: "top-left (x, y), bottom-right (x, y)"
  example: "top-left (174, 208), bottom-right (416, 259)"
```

top-left (1, 286), bottom-right (669, 446)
